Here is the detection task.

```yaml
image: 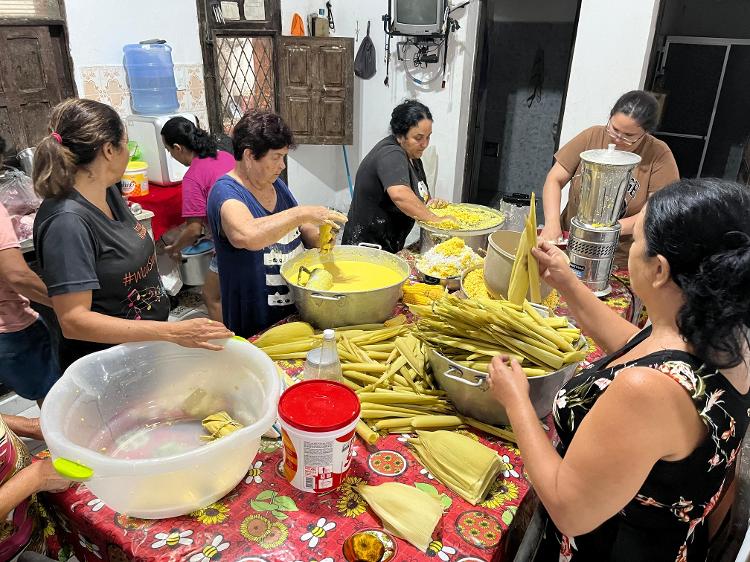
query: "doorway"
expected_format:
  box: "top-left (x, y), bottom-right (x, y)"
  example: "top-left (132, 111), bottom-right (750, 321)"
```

top-left (462, 0), bottom-right (580, 217)
top-left (645, 0), bottom-right (750, 183)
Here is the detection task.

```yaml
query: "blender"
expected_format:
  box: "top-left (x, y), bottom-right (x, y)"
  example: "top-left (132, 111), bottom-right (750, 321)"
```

top-left (567, 144), bottom-right (641, 296)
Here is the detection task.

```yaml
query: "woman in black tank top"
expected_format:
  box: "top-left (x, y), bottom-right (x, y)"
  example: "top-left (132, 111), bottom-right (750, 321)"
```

top-left (486, 179), bottom-right (750, 561)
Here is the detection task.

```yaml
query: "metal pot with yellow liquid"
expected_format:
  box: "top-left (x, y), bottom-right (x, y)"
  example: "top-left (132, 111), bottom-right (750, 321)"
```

top-left (280, 243), bottom-right (409, 328)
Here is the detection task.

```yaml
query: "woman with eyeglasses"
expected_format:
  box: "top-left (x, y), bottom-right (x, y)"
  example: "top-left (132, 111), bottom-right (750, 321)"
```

top-left (539, 91), bottom-right (679, 266)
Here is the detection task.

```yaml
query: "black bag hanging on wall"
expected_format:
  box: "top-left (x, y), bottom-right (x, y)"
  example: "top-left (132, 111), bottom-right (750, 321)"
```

top-left (354, 21), bottom-right (377, 79)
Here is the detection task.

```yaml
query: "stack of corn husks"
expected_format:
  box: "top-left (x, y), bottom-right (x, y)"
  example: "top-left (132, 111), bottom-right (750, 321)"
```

top-left (409, 430), bottom-right (504, 505)
top-left (253, 320), bottom-right (515, 443)
top-left (507, 192), bottom-right (541, 304)
top-left (410, 293), bottom-right (587, 376)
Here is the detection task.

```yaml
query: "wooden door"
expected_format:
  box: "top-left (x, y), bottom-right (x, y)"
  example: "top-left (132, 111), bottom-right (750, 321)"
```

top-left (278, 36), bottom-right (353, 145)
top-left (0, 25), bottom-right (64, 158)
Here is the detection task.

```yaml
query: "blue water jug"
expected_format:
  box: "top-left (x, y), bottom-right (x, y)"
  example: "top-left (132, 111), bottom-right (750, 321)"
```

top-left (123, 41), bottom-right (179, 115)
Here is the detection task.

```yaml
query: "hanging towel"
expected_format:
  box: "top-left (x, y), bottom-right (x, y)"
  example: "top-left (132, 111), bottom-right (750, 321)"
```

top-left (291, 13), bottom-right (305, 36)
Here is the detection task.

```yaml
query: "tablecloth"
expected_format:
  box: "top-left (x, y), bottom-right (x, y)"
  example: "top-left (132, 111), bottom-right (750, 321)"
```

top-left (41, 276), bottom-right (635, 562)
top-left (128, 184), bottom-right (184, 241)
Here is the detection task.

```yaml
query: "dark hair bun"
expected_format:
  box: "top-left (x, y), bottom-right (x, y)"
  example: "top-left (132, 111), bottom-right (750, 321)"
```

top-left (390, 100), bottom-right (433, 137)
top-left (161, 117), bottom-right (217, 159)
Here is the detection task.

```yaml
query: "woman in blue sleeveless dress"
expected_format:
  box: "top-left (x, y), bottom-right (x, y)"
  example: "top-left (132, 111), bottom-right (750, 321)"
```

top-left (488, 178), bottom-right (750, 561)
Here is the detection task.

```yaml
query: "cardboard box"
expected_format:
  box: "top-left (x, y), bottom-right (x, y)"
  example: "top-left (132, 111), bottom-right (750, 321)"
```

top-left (310, 15), bottom-right (329, 37)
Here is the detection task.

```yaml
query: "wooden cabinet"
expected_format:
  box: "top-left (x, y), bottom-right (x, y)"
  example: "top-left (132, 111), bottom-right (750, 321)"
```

top-left (278, 36), bottom-right (353, 145)
top-left (0, 25), bottom-right (67, 157)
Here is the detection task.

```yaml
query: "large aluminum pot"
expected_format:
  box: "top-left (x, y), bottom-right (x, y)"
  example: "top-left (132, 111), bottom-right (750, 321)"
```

top-left (418, 203), bottom-right (504, 254)
top-left (280, 243), bottom-right (409, 328)
top-left (484, 230), bottom-right (551, 301)
top-left (427, 305), bottom-right (585, 424)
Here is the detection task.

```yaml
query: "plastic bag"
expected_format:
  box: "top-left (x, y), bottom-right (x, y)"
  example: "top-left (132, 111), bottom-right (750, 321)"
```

top-left (10, 212), bottom-right (35, 242)
top-left (354, 21), bottom-right (376, 79)
top-left (0, 168), bottom-right (42, 216)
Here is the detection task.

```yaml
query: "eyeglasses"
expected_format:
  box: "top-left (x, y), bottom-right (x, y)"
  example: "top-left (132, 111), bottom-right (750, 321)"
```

top-left (606, 119), bottom-right (645, 146)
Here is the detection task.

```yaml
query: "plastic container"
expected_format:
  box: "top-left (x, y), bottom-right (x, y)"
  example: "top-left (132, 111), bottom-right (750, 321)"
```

top-left (121, 161), bottom-right (149, 197)
top-left (40, 337), bottom-right (280, 518)
top-left (303, 329), bottom-right (343, 381)
top-left (123, 42), bottom-right (179, 114)
top-left (278, 380), bottom-right (360, 493)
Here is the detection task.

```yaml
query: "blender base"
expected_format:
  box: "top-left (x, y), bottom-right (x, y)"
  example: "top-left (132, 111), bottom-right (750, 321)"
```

top-left (592, 285), bottom-right (612, 298)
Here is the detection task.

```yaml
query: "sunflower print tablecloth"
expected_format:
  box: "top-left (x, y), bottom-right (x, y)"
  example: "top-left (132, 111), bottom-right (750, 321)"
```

top-left (41, 274), bottom-right (633, 562)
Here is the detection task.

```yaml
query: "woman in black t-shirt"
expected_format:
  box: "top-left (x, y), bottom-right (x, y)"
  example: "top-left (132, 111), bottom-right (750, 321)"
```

top-left (32, 99), bottom-right (232, 369)
top-left (342, 100), bottom-right (454, 253)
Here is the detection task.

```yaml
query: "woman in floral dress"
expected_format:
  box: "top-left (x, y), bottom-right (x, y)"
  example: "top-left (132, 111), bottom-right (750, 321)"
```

top-left (488, 178), bottom-right (750, 561)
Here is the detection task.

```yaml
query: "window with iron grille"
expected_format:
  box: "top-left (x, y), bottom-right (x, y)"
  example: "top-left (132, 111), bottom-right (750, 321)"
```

top-left (198, 0), bottom-right (353, 144)
top-left (197, 0), bottom-right (281, 134)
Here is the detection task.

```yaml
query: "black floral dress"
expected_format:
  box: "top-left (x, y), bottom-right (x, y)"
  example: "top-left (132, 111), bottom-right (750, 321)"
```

top-left (537, 326), bottom-right (750, 562)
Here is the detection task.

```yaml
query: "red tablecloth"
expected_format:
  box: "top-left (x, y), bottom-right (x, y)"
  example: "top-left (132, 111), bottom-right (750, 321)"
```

top-left (41, 276), bottom-right (635, 562)
top-left (128, 184), bottom-right (184, 241)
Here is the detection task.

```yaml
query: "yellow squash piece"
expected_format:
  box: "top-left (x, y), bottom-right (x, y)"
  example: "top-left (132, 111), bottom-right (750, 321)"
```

top-left (254, 321), bottom-right (315, 348)
top-left (408, 430), bottom-right (503, 505)
top-left (356, 482), bottom-right (443, 552)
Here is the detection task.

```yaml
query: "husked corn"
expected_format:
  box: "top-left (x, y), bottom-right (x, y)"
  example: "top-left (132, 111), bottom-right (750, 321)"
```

top-left (402, 282), bottom-right (445, 305)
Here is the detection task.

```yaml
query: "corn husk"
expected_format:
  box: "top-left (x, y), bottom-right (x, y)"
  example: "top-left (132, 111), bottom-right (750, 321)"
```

top-left (319, 223), bottom-right (334, 254)
top-left (408, 430), bottom-right (503, 505)
top-left (200, 411), bottom-right (243, 441)
top-left (508, 192), bottom-right (541, 304)
top-left (356, 482), bottom-right (443, 551)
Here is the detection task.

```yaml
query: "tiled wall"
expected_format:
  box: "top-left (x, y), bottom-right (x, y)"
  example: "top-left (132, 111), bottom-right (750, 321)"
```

top-left (79, 64), bottom-right (209, 127)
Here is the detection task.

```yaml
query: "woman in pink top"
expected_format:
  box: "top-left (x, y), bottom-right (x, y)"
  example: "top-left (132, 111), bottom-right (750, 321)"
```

top-left (162, 118), bottom-right (234, 321)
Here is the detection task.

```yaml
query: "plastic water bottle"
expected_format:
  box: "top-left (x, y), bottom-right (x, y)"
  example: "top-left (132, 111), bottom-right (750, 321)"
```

top-left (123, 42), bottom-right (179, 114)
top-left (303, 329), bottom-right (343, 382)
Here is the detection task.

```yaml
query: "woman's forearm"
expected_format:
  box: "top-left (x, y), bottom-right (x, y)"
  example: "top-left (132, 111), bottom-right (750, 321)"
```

top-left (558, 277), bottom-right (638, 353)
top-left (170, 219), bottom-right (204, 252)
top-left (2, 415), bottom-right (39, 439)
top-left (388, 186), bottom-right (440, 222)
top-left (57, 309), bottom-right (174, 345)
top-left (225, 206), bottom-right (306, 251)
top-left (0, 464), bottom-right (42, 520)
top-left (542, 178), bottom-right (563, 229)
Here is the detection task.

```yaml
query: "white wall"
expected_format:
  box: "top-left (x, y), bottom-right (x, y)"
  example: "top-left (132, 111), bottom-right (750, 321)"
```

top-left (65, 0), bottom-right (204, 93)
top-left (281, 0), bottom-right (480, 209)
top-left (558, 0), bottom-right (661, 147)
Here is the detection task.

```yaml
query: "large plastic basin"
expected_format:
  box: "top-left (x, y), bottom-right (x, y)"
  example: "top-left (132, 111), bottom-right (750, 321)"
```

top-left (40, 338), bottom-right (280, 518)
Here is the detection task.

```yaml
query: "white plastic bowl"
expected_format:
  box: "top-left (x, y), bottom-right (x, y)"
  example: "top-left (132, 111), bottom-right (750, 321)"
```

top-left (40, 338), bottom-right (280, 518)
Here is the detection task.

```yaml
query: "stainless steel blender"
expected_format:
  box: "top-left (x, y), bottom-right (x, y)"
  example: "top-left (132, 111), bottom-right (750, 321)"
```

top-left (567, 144), bottom-right (641, 296)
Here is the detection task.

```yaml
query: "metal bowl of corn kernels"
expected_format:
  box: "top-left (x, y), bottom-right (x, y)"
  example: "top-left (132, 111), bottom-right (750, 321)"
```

top-left (418, 203), bottom-right (505, 254)
top-left (427, 304), bottom-right (586, 425)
